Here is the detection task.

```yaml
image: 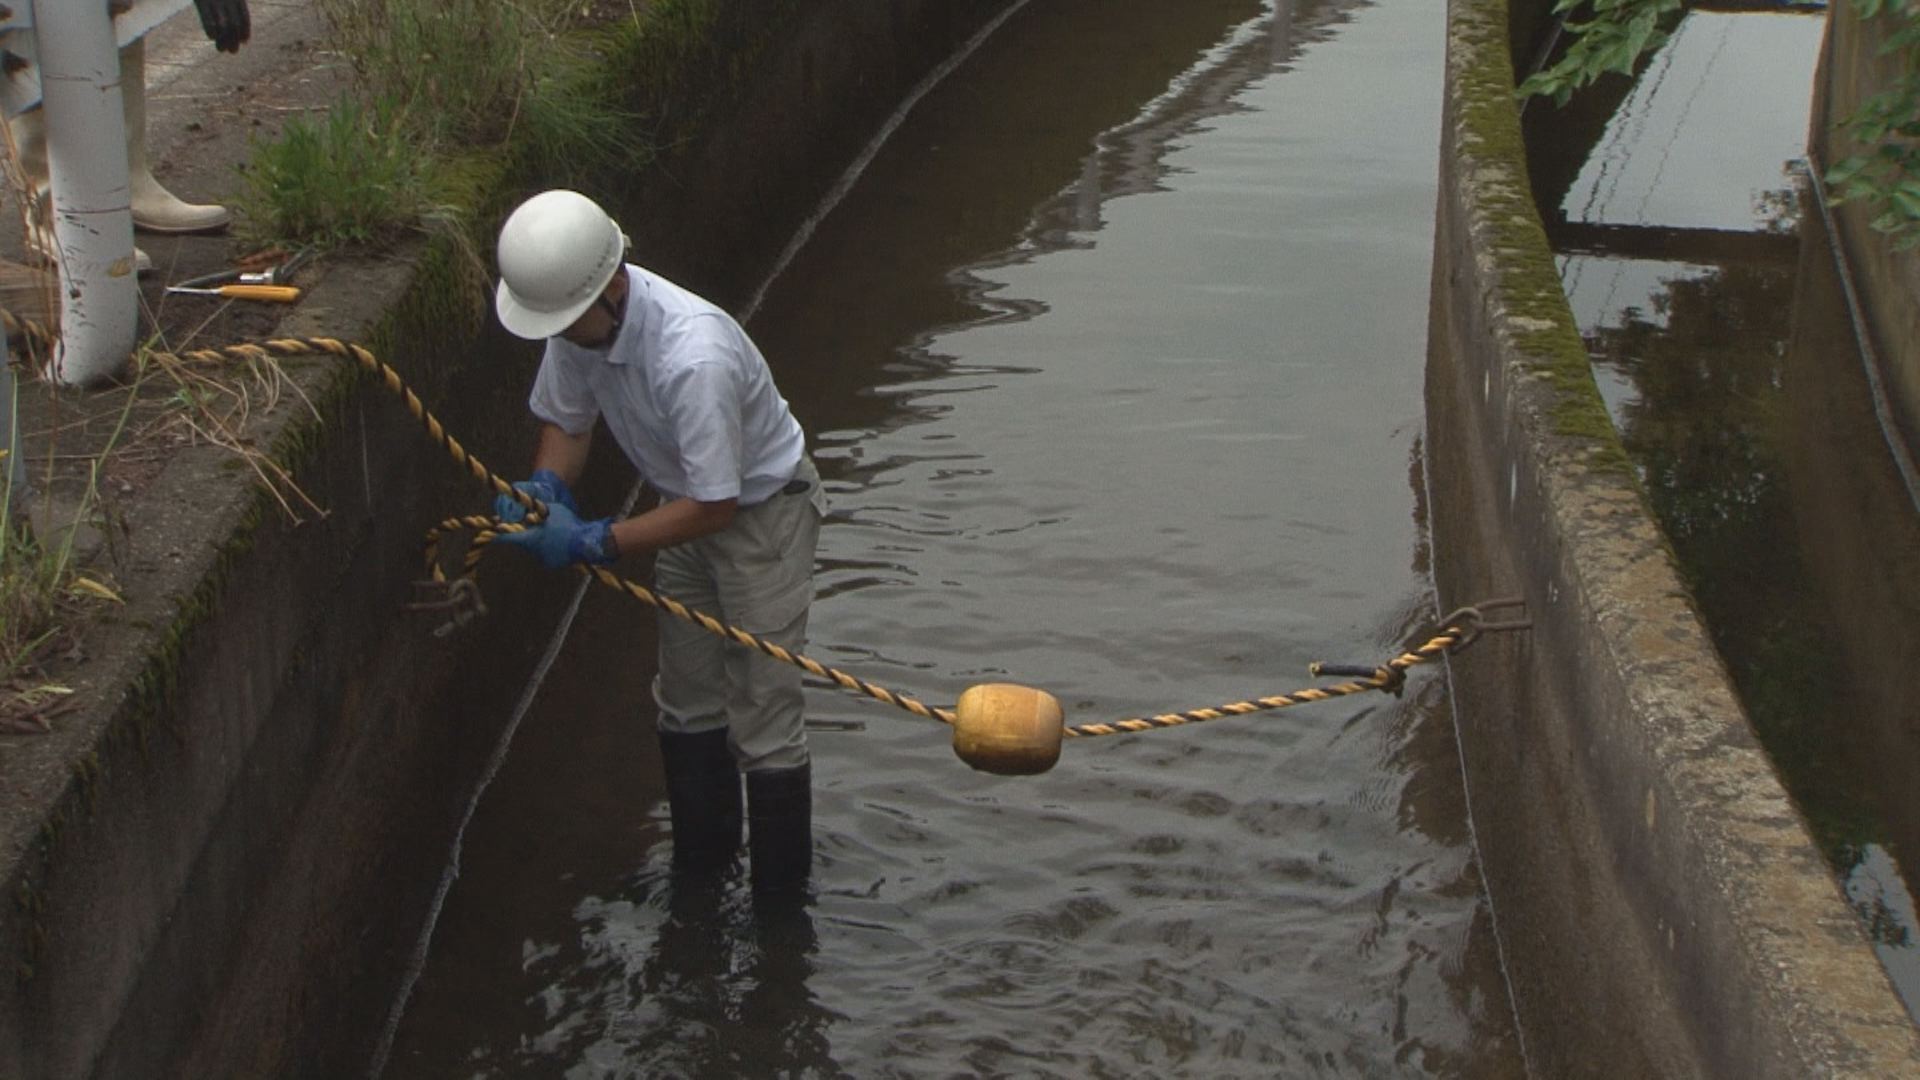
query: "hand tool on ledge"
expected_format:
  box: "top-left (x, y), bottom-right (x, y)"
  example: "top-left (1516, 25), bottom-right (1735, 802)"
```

top-left (165, 282), bottom-right (301, 303)
top-left (239, 246), bottom-right (313, 286)
top-left (167, 247), bottom-right (312, 301)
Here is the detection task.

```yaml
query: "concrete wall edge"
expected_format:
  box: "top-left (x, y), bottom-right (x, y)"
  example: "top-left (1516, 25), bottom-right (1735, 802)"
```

top-left (1428, 0), bottom-right (1920, 1073)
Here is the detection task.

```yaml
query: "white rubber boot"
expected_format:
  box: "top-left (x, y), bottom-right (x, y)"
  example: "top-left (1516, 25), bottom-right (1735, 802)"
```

top-left (122, 38), bottom-right (229, 235)
top-left (6, 106), bottom-right (152, 274)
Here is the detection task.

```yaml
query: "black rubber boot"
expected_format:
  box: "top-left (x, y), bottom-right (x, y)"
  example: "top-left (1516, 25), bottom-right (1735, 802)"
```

top-left (657, 728), bottom-right (743, 872)
top-left (746, 762), bottom-right (813, 898)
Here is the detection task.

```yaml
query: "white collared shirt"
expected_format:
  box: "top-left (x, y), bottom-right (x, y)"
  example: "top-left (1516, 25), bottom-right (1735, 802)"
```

top-left (527, 265), bottom-right (805, 504)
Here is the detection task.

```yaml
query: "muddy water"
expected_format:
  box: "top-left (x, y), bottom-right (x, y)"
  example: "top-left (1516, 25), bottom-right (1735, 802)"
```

top-left (1539, 10), bottom-right (1920, 1020)
top-left (381, 1), bottom-right (1524, 1075)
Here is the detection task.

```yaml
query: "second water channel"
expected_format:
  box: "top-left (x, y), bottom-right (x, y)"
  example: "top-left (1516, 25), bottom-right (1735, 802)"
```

top-left (384, 1), bottom-right (1529, 1074)
top-left (1532, 5), bottom-right (1920, 1020)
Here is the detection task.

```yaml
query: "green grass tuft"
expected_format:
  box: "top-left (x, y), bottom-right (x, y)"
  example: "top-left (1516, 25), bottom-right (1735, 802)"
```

top-left (235, 95), bottom-right (430, 250)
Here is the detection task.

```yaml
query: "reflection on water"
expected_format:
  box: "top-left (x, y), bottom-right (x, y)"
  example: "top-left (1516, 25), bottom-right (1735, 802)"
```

top-left (1850, 845), bottom-right (1920, 999)
top-left (516, 879), bottom-right (838, 1076)
top-left (1547, 12), bottom-right (1821, 233)
top-left (1544, 6), bottom-right (1920, 1020)
top-left (383, 1), bottom-right (1523, 1075)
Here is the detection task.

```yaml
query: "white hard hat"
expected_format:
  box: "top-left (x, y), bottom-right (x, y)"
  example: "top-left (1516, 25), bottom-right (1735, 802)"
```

top-left (494, 190), bottom-right (631, 340)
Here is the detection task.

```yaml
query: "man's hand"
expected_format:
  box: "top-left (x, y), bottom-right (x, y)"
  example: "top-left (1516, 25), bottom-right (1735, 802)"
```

top-left (495, 502), bottom-right (619, 570)
top-left (494, 468), bottom-right (578, 524)
top-left (192, 0), bottom-right (250, 53)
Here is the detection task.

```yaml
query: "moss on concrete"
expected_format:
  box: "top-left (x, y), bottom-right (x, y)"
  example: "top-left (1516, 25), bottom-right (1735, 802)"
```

top-left (1450, 0), bottom-right (1634, 477)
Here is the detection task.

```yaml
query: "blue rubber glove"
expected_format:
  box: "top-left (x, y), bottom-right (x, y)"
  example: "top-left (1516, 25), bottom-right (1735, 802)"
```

top-left (495, 501), bottom-right (619, 569)
top-left (494, 468), bottom-right (578, 524)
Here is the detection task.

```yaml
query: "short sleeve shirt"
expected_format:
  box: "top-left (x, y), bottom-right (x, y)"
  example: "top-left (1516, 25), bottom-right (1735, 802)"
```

top-left (527, 265), bottom-right (806, 504)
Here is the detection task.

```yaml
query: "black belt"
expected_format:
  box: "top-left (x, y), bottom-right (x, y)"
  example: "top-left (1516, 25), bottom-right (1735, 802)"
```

top-left (740, 476), bottom-right (811, 508)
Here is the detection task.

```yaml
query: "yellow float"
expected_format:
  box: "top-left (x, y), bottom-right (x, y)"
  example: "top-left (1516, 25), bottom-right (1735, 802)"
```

top-left (951, 683), bottom-right (1065, 776)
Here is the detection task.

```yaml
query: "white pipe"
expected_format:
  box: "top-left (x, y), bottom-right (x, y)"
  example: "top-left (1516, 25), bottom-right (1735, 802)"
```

top-left (33, 0), bottom-right (138, 387)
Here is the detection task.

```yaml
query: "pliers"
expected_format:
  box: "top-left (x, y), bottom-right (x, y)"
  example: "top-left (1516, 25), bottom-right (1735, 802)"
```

top-left (172, 246), bottom-right (314, 290)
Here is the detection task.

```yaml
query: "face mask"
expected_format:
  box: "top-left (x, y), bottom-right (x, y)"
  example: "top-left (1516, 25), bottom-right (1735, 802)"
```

top-left (565, 290), bottom-right (625, 349)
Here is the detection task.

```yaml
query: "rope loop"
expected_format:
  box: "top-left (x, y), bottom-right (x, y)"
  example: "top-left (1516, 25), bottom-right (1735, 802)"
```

top-left (1431, 597), bottom-right (1532, 653)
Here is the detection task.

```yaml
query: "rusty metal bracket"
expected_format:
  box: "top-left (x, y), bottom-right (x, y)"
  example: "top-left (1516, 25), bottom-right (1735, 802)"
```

top-left (1438, 596), bottom-right (1531, 651)
top-left (406, 577), bottom-right (488, 638)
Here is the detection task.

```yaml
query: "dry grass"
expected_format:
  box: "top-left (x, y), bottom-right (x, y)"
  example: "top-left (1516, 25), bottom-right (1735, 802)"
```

top-left (133, 336), bottom-right (328, 523)
top-left (1, 307), bottom-right (329, 731)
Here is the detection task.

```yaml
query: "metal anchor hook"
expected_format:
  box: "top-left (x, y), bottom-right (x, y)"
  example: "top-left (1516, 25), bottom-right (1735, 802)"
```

top-left (405, 577), bottom-right (489, 637)
top-left (1310, 597), bottom-right (1532, 685)
top-left (1437, 596), bottom-right (1532, 650)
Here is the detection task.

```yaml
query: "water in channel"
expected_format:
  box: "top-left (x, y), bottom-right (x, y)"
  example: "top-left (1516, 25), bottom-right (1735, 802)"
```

top-left (1535, 9), bottom-right (1920, 1019)
top-left (383, 1), bottom-right (1525, 1075)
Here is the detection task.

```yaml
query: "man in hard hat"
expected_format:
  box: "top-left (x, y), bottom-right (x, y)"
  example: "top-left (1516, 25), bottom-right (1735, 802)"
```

top-left (489, 189), bottom-right (824, 899)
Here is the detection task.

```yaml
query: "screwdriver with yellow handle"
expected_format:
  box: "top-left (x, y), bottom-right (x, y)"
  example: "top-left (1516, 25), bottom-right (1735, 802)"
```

top-left (164, 283), bottom-right (301, 303)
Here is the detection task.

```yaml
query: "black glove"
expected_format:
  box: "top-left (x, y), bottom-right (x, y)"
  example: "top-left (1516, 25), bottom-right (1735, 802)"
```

top-left (193, 0), bottom-right (250, 53)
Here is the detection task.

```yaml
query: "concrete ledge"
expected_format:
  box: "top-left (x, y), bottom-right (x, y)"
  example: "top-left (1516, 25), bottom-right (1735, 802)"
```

top-left (0, 2), bottom-right (1017, 1076)
top-left (1424, 0), bottom-right (1920, 1074)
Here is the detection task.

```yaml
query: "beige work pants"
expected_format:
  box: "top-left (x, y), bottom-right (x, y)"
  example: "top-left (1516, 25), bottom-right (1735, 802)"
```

top-left (651, 457), bottom-right (825, 772)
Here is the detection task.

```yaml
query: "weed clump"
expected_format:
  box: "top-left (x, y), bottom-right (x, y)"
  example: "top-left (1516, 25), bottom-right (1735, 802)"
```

top-left (237, 97), bottom-right (429, 249)
top-left (238, 0), bottom-right (651, 252)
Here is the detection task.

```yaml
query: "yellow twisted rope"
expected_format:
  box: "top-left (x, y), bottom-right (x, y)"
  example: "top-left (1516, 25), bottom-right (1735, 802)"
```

top-left (20, 332), bottom-right (1495, 738)
top-left (1065, 630), bottom-right (1466, 738)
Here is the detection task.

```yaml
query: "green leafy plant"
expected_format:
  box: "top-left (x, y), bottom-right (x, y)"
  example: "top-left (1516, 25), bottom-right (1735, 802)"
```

top-left (1521, 0), bottom-right (1920, 248)
top-left (1516, 0), bottom-right (1686, 106)
top-left (1825, 0), bottom-right (1920, 248)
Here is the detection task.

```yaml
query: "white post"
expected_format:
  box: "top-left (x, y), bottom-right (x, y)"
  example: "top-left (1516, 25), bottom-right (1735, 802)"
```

top-left (33, 0), bottom-right (138, 387)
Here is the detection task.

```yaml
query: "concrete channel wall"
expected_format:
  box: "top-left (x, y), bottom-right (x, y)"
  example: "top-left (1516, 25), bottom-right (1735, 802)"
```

top-left (1423, 0), bottom-right (1920, 1075)
top-left (1811, 0), bottom-right (1920, 453)
top-left (0, 3), bottom-right (1015, 1077)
